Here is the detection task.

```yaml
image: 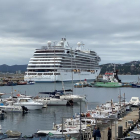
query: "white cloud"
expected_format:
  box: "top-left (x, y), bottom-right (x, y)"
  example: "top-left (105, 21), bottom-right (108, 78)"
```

top-left (0, 0), bottom-right (140, 65)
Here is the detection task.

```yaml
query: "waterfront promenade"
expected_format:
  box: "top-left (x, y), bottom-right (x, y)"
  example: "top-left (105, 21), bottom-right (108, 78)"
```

top-left (98, 108), bottom-right (139, 140)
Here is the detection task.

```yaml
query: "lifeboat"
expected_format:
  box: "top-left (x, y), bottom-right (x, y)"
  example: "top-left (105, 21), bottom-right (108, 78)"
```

top-left (86, 112), bottom-right (91, 117)
top-left (77, 69), bottom-right (80, 72)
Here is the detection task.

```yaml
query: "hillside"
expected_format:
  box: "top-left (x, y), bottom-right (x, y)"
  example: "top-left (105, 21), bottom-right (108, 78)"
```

top-left (0, 61), bottom-right (140, 75)
top-left (100, 61), bottom-right (140, 75)
top-left (0, 64), bottom-right (27, 73)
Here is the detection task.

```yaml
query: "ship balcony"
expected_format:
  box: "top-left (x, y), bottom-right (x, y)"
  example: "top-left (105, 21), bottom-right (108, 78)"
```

top-left (28, 64), bottom-right (60, 66)
top-left (30, 58), bottom-right (62, 60)
top-left (34, 52), bottom-right (64, 55)
top-left (27, 66), bottom-right (60, 70)
top-left (29, 61), bottom-right (61, 63)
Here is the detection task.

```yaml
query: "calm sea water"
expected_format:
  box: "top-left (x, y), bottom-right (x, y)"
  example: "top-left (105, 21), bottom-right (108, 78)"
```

top-left (0, 75), bottom-right (140, 136)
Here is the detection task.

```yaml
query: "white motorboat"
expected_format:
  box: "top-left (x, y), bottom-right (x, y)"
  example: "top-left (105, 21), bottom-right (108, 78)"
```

top-left (37, 127), bottom-right (80, 138)
top-left (0, 101), bottom-right (23, 112)
top-left (129, 97), bottom-right (140, 107)
top-left (13, 97), bottom-right (43, 110)
top-left (37, 117), bottom-right (89, 138)
top-left (53, 118), bottom-right (87, 131)
top-left (59, 94), bottom-right (86, 102)
top-left (130, 130), bottom-right (140, 138)
top-left (34, 97), bottom-right (67, 106)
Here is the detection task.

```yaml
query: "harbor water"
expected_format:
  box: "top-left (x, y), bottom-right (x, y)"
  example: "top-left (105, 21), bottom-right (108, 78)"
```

top-left (0, 75), bottom-right (140, 136)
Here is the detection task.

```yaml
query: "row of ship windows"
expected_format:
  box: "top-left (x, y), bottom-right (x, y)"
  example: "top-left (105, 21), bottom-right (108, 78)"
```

top-left (34, 51), bottom-right (97, 57)
top-left (32, 57), bottom-right (99, 63)
top-left (27, 73), bottom-right (60, 75)
top-left (34, 54), bottom-right (98, 60)
top-left (27, 65), bottom-right (99, 68)
top-left (29, 60), bottom-right (97, 63)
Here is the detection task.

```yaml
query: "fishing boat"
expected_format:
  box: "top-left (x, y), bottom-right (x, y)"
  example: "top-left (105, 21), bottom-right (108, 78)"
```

top-left (17, 81), bottom-right (27, 85)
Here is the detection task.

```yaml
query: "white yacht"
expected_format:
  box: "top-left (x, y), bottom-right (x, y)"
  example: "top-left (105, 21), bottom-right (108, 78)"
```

top-left (129, 97), bottom-right (140, 107)
top-left (34, 97), bottom-right (67, 106)
top-left (24, 38), bottom-right (101, 82)
top-left (0, 101), bottom-right (23, 113)
top-left (37, 118), bottom-right (88, 138)
top-left (37, 128), bottom-right (80, 138)
top-left (13, 97), bottom-right (43, 110)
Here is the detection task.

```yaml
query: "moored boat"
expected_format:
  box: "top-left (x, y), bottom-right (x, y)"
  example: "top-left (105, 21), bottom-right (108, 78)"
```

top-left (5, 81), bottom-right (17, 86)
top-left (94, 81), bottom-right (122, 88)
top-left (93, 70), bottom-right (122, 88)
top-left (74, 79), bottom-right (88, 88)
top-left (24, 38), bottom-right (101, 82)
top-left (17, 81), bottom-right (27, 85)
top-left (13, 97), bottom-right (43, 110)
top-left (129, 97), bottom-right (140, 107)
top-left (131, 83), bottom-right (140, 88)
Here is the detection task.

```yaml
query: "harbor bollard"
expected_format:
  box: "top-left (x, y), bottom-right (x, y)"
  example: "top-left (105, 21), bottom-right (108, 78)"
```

top-left (118, 126), bottom-right (123, 138)
top-left (125, 120), bottom-right (127, 128)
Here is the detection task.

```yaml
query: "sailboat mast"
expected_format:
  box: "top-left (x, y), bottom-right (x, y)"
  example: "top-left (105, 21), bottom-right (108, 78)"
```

top-left (71, 47), bottom-right (74, 95)
top-left (54, 42), bottom-right (56, 90)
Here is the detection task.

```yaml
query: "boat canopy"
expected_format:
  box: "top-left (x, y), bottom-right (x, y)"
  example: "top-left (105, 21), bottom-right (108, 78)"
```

top-left (39, 89), bottom-right (73, 95)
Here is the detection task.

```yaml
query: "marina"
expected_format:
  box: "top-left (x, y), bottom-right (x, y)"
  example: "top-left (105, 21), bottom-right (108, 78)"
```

top-left (0, 0), bottom-right (140, 139)
top-left (0, 75), bottom-right (140, 139)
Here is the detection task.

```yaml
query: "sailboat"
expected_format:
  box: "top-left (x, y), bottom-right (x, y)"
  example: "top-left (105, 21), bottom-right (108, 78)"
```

top-left (131, 76), bottom-right (140, 88)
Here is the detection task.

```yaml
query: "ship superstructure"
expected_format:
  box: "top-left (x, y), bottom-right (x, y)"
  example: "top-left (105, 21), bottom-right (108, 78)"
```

top-left (24, 38), bottom-right (101, 82)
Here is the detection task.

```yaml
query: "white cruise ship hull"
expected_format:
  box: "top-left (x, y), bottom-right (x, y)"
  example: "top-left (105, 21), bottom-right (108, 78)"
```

top-left (24, 70), bottom-right (100, 82)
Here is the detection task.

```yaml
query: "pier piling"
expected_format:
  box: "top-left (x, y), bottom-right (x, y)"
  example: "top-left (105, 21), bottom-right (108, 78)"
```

top-left (118, 126), bottom-right (123, 139)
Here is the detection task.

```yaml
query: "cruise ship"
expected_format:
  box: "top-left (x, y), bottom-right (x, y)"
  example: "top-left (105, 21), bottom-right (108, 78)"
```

top-left (24, 38), bottom-right (101, 82)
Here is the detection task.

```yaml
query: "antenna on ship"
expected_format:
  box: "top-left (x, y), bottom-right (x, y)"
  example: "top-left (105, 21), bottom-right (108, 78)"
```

top-left (81, 41), bottom-right (85, 49)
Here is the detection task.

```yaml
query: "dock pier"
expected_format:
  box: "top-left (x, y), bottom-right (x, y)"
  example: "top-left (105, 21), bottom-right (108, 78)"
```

top-left (94, 108), bottom-right (140, 140)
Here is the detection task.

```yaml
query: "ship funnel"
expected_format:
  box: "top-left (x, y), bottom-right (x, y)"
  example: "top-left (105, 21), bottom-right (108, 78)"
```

top-left (47, 41), bottom-right (52, 47)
